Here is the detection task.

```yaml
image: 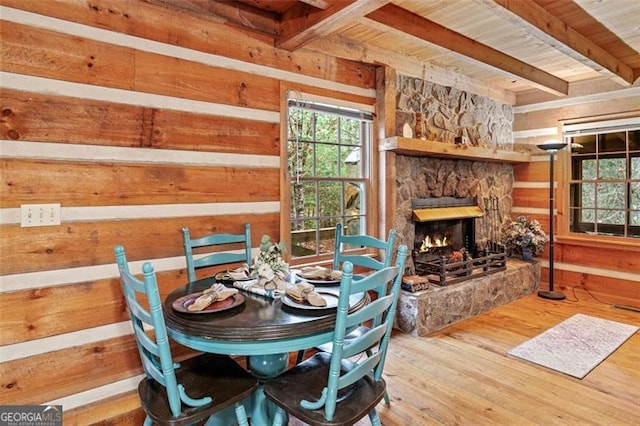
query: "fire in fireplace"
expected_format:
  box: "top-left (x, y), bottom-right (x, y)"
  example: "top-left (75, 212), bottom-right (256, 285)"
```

top-left (413, 196), bottom-right (479, 258)
top-left (411, 197), bottom-right (506, 286)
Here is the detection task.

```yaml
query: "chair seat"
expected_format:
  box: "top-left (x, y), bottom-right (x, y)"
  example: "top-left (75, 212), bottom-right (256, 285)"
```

top-left (263, 352), bottom-right (386, 426)
top-left (314, 325), bottom-right (371, 354)
top-left (139, 353), bottom-right (258, 426)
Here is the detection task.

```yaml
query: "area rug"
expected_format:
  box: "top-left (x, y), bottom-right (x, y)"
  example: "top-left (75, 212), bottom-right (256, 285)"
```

top-left (507, 313), bottom-right (638, 379)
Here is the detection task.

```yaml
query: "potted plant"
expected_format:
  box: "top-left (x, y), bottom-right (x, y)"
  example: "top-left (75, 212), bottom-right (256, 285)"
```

top-left (501, 216), bottom-right (548, 260)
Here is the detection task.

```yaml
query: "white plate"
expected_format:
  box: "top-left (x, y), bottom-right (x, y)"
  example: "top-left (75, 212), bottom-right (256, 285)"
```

top-left (281, 290), bottom-right (339, 310)
top-left (215, 270), bottom-right (252, 283)
top-left (295, 269), bottom-right (342, 286)
top-left (299, 277), bottom-right (341, 286)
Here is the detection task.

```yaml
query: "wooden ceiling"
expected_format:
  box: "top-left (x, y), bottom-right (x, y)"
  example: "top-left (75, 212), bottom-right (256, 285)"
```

top-left (148, 0), bottom-right (640, 104)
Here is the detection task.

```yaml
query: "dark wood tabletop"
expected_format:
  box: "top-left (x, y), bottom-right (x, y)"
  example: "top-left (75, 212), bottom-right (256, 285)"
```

top-left (163, 276), bottom-right (368, 342)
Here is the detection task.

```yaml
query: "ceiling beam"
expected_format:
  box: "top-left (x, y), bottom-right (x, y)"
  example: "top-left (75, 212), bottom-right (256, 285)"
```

top-left (277, 0), bottom-right (391, 51)
top-left (305, 33), bottom-right (517, 104)
top-left (298, 0), bottom-right (331, 9)
top-left (144, 0), bottom-right (280, 35)
top-left (483, 0), bottom-right (635, 86)
top-left (366, 4), bottom-right (569, 96)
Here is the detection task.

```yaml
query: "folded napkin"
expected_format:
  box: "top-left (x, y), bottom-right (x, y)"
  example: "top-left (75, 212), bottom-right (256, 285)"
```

top-left (233, 279), bottom-right (284, 299)
top-left (285, 283), bottom-right (327, 307)
top-left (215, 264), bottom-right (251, 281)
top-left (300, 266), bottom-right (342, 281)
top-left (257, 274), bottom-right (288, 290)
top-left (188, 284), bottom-right (238, 312)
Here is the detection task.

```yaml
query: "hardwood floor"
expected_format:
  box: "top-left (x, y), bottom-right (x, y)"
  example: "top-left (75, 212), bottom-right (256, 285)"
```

top-left (291, 289), bottom-right (640, 425)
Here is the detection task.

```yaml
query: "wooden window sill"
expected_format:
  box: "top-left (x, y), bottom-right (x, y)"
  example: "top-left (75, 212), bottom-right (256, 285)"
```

top-left (557, 234), bottom-right (640, 253)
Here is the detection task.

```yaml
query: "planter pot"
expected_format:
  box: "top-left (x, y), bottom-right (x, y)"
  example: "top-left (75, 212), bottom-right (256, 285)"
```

top-left (521, 248), bottom-right (533, 261)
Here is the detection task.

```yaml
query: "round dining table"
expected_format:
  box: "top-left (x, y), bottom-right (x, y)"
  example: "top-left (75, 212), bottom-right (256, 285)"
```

top-left (163, 275), bottom-right (368, 425)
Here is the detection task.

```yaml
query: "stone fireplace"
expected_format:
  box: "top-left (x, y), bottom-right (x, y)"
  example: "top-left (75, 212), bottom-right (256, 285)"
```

top-left (388, 75), bottom-right (540, 335)
top-left (392, 154), bottom-right (540, 335)
top-left (395, 155), bottom-right (514, 274)
top-left (392, 75), bottom-right (516, 262)
top-left (391, 152), bottom-right (540, 335)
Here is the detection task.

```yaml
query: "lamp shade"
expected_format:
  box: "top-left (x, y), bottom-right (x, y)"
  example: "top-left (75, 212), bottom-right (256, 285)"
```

top-left (537, 140), bottom-right (567, 152)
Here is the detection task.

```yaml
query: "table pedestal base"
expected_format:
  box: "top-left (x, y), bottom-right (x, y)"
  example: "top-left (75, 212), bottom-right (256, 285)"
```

top-left (247, 353), bottom-right (290, 425)
top-left (247, 353), bottom-right (289, 378)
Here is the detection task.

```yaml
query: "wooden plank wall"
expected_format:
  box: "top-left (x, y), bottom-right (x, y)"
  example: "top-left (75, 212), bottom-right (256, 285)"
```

top-left (0, 1), bottom-right (376, 423)
top-left (512, 95), bottom-right (640, 308)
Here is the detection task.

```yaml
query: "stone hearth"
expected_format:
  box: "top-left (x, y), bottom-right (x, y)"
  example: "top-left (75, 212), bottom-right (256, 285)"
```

top-left (396, 259), bottom-right (540, 336)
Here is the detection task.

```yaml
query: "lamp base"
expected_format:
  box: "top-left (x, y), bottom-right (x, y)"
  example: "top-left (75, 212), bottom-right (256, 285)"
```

top-left (537, 290), bottom-right (566, 300)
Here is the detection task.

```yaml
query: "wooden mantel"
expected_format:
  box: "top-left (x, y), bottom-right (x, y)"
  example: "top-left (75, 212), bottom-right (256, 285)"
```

top-left (380, 137), bottom-right (531, 163)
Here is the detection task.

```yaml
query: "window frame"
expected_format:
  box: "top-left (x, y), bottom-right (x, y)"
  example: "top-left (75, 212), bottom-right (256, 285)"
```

top-left (281, 90), bottom-right (377, 265)
top-left (563, 117), bottom-right (640, 240)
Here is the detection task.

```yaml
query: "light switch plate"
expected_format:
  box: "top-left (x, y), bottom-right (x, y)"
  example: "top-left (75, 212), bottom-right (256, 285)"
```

top-left (20, 204), bottom-right (61, 227)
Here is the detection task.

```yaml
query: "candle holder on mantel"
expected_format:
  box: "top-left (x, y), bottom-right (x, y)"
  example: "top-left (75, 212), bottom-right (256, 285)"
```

top-left (536, 140), bottom-right (567, 300)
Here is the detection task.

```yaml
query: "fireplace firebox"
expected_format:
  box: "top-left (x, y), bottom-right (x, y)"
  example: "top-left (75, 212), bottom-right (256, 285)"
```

top-left (411, 197), bottom-right (506, 286)
top-left (415, 217), bottom-right (475, 257)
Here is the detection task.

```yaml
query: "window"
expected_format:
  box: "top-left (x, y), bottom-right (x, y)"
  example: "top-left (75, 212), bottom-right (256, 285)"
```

top-left (566, 118), bottom-right (640, 239)
top-left (287, 95), bottom-right (373, 259)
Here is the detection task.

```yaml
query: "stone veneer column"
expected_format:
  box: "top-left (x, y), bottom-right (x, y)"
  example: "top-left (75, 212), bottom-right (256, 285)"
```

top-left (391, 75), bottom-right (517, 274)
top-left (391, 75), bottom-right (529, 333)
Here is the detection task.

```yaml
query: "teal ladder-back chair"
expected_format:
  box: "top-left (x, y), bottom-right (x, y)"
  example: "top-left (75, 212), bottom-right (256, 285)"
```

top-left (310, 223), bottom-right (397, 404)
top-left (332, 223), bottom-right (397, 273)
top-left (114, 246), bottom-right (257, 426)
top-left (182, 223), bottom-right (252, 283)
top-left (263, 245), bottom-right (408, 426)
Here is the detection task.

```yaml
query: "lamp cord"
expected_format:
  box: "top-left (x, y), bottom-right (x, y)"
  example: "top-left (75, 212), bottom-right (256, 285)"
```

top-left (564, 285), bottom-right (612, 306)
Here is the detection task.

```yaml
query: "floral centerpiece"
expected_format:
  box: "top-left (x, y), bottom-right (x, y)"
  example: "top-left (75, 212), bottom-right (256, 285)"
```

top-left (251, 235), bottom-right (289, 289)
top-left (501, 215), bottom-right (548, 257)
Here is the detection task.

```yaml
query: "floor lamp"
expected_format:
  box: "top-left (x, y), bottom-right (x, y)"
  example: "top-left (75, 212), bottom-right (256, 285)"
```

top-left (537, 141), bottom-right (567, 300)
